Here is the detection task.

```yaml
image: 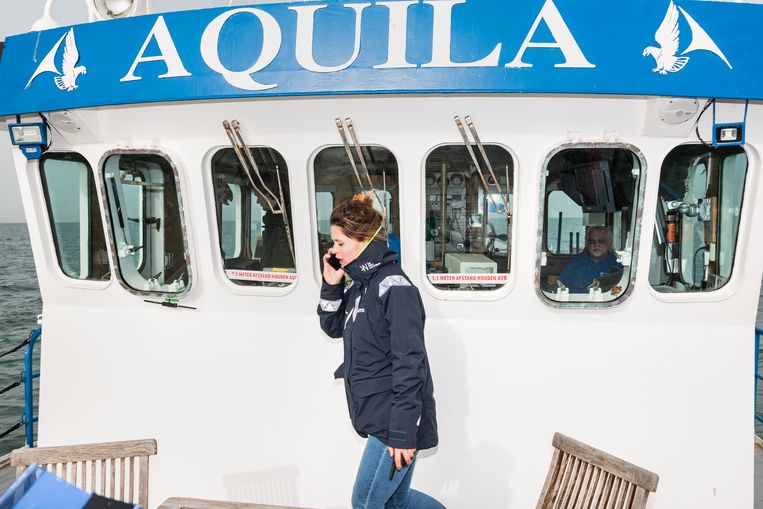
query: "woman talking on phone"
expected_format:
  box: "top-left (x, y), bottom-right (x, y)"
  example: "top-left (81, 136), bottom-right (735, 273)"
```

top-left (317, 194), bottom-right (444, 509)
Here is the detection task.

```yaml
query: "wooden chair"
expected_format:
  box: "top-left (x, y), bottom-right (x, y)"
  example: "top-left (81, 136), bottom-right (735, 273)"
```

top-left (536, 433), bottom-right (659, 509)
top-left (11, 439), bottom-right (157, 508)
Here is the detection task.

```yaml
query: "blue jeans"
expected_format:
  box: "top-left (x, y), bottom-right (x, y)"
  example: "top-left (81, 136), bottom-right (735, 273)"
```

top-left (351, 436), bottom-right (446, 509)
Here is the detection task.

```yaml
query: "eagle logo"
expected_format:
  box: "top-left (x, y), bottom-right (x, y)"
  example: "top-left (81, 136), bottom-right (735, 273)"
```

top-left (643, 0), bottom-right (732, 75)
top-left (25, 28), bottom-right (87, 91)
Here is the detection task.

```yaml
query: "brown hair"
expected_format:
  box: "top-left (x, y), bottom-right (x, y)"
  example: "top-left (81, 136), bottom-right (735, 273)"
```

top-left (330, 193), bottom-right (384, 242)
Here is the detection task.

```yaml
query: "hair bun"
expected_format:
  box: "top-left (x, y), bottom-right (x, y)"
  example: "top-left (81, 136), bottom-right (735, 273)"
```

top-left (352, 192), bottom-right (374, 206)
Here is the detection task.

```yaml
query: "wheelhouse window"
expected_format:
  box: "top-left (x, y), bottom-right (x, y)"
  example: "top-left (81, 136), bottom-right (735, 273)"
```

top-left (539, 146), bottom-right (643, 305)
top-left (649, 145), bottom-right (747, 293)
top-left (40, 152), bottom-right (109, 280)
top-left (102, 153), bottom-right (190, 294)
top-left (211, 148), bottom-right (296, 287)
top-left (424, 145), bottom-right (513, 291)
top-left (313, 146), bottom-right (399, 266)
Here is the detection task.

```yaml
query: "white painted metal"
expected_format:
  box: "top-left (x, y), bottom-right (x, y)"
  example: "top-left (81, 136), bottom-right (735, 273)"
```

top-left (8, 94), bottom-right (763, 508)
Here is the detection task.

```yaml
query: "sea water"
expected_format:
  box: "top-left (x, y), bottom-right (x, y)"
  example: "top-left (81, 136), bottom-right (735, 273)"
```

top-left (0, 224), bottom-right (41, 457)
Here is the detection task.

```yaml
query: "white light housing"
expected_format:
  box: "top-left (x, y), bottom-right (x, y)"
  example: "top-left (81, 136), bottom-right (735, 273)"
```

top-left (31, 0), bottom-right (61, 31)
top-left (87, 0), bottom-right (146, 20)
top-left (8, 122), bottom-right (48, 160)
top-left (11, 125), bottom-right (44, 144)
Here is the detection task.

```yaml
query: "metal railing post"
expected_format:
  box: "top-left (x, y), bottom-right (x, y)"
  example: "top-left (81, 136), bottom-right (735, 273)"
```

top-left (23, 327), bottom-right (41, 447)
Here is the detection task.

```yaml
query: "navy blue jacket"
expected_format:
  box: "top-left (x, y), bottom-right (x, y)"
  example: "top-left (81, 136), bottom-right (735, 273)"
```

top-left (559, 251), bottom-right (623, 293)
top-left (317, 240), bottom-right (438, 450)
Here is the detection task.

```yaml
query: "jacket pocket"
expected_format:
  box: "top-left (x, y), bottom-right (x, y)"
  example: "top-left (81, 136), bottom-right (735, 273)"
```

top-left (351, 375), bottom-right (392, 396)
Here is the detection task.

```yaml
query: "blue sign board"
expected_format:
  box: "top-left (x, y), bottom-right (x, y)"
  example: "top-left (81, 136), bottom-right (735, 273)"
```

top-left (0, 0), bottom-right (761, 115)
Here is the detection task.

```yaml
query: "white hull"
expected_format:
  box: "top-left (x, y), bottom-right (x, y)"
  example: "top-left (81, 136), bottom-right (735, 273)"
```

top-left (5, 94), bottom-right (761, 507)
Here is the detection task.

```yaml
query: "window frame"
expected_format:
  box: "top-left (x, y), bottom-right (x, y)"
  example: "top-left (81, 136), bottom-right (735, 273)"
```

top-left (309, 143), bottom-right (403, 286)
top-left (98, 148), bottom-right (194, 298)
top-left (647, 143), bottom-right (754, 304)
top-left (535, 142), bottom-right (647, 309)
top-left (38, 151), bottom-right (112, 286)
top-left (420, 142), bottom-right (519, 302)
top-left (205, 145), bottom-right (298, 297)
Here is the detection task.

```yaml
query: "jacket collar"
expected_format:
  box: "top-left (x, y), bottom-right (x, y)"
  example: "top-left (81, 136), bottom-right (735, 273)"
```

top-left (344, 239), bottom-right (398, 286)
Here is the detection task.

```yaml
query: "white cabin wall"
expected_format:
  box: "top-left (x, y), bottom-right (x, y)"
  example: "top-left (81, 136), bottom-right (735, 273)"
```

top-left (12, 95), bottom-right (763, 508)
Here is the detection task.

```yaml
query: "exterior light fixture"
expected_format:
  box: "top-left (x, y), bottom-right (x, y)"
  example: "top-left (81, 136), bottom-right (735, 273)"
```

top-left (87, 0), bottom-right (146, 20)
top-left (93, 0), bottom-right (133, 18)
top-left (8, 123), bottom-right (48, 160)
top-left (31, 0), bottom-right (61, 31)
top-left (712, 100), bottom-right (748, 147)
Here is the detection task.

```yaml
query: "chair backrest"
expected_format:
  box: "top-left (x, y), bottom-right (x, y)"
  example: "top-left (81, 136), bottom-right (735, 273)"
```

top-left (536, 433), bottom-right (659, 509)
top-left (11, 439), bottom-right (157, 509)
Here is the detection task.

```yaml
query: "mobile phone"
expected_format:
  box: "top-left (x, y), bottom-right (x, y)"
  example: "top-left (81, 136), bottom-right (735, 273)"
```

top-left (327, 253), bottom-right (342, 271)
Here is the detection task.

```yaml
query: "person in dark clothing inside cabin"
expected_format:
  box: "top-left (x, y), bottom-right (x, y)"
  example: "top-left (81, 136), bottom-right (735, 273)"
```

top-left (317, 194), bottom-right (443, 509)
top-left (559, 225), bottom-right (623, 293)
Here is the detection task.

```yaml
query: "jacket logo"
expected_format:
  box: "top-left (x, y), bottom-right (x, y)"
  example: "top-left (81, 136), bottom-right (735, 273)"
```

top-left (359, 262), bottom-right (381, 272)
top-left (26, 28), bottom-right (88, 91)
top-left (643, 1), bottom-right (731, 75)
top-left (345, 296), bottom-right (364, 326)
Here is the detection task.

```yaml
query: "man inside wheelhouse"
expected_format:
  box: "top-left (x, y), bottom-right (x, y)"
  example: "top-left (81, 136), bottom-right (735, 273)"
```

top-left (540, 146), bottom-right (642, 304)
top-left (559, 226), bottom-right (623, 293)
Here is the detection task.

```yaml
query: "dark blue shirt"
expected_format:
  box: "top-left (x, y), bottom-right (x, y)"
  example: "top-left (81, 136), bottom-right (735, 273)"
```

top-left (559, 251), bottom-right (623, 293)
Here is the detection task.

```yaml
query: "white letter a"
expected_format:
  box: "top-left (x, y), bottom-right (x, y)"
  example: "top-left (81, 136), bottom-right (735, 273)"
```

top-left (121, 16), bottom-right (192, 82)
top-left (506, 0), bottom-right (594, 69)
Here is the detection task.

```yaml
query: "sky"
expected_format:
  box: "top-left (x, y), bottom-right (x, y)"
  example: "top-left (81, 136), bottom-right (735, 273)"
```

top-left (0, 0), bottom-right (268, 223)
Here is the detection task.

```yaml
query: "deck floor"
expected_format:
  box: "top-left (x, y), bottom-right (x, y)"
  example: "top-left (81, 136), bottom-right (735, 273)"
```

top-left (1, 449), bottom-right (762, 506)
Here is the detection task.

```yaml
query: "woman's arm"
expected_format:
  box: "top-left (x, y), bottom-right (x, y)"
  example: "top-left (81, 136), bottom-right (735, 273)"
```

top-left (382, 278), bottom-right (427, 450)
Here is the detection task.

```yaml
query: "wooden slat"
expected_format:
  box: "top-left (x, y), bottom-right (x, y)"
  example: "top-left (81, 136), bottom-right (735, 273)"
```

top-left (569, 461), bottom-right (590, 509)
top-left (621, 482), bottom-right (634, 509)
top-left (128, 456), bottom-right (135, 504)
top-left (10, 439), bottom-right (157, 467)
top-left (561, 457), bottom-right (582, 508)
top-left (119, 457), bottom-right (125, 501)
top-left (594, 472), bottom-right (612, 509)
top-left (139, 455), bottom-right (149, 509)
top-left (560, 458), bottom-right (583, 509)
top-left (109, 458), bottom-right (116, 498)
top-left (605, 477), bottom-right (622, 509)
top-left (536, 449), bottom-right (563, 509)
top-left (554, 453), bottom-right (575, 508)
top-left (582, 467), bottom-right (601, 509)
top-left (100, 459), bottom-right (106, 497)
top-left (552, 434), bottom-right (658, 492)
top-left (603, 474), bottom-right (617, 509)
top-left (550, 452), bottom-right (572, 508)
top-left (630, 488), bottom-right (648, 509)
top-left (157, 497), bottom-right (313, 509)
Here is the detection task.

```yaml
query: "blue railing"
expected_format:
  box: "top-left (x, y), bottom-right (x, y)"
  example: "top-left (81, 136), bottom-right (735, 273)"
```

top-left (756, 327), bottom-right (763, 426)
top-left (23, 327), bottom-right (41, 447)
top-left (0, 327), bottom-right (41, 448)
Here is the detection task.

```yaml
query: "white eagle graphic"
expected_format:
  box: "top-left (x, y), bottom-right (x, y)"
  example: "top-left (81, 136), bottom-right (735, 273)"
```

top-left (25, 28), bottom-right (87, 91)
top-left (643, 0), bottom-right (732, 75)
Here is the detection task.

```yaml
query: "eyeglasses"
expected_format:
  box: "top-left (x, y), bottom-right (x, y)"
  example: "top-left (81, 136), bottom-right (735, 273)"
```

top-left (587, 237), bottom-right (607, 245)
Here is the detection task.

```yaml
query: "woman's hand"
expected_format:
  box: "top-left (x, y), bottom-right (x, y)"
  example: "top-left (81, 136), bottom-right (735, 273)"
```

top-left (388, 447), bottom-right (416, 470)
top-left (322, 252), bottom-right (345, 285)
